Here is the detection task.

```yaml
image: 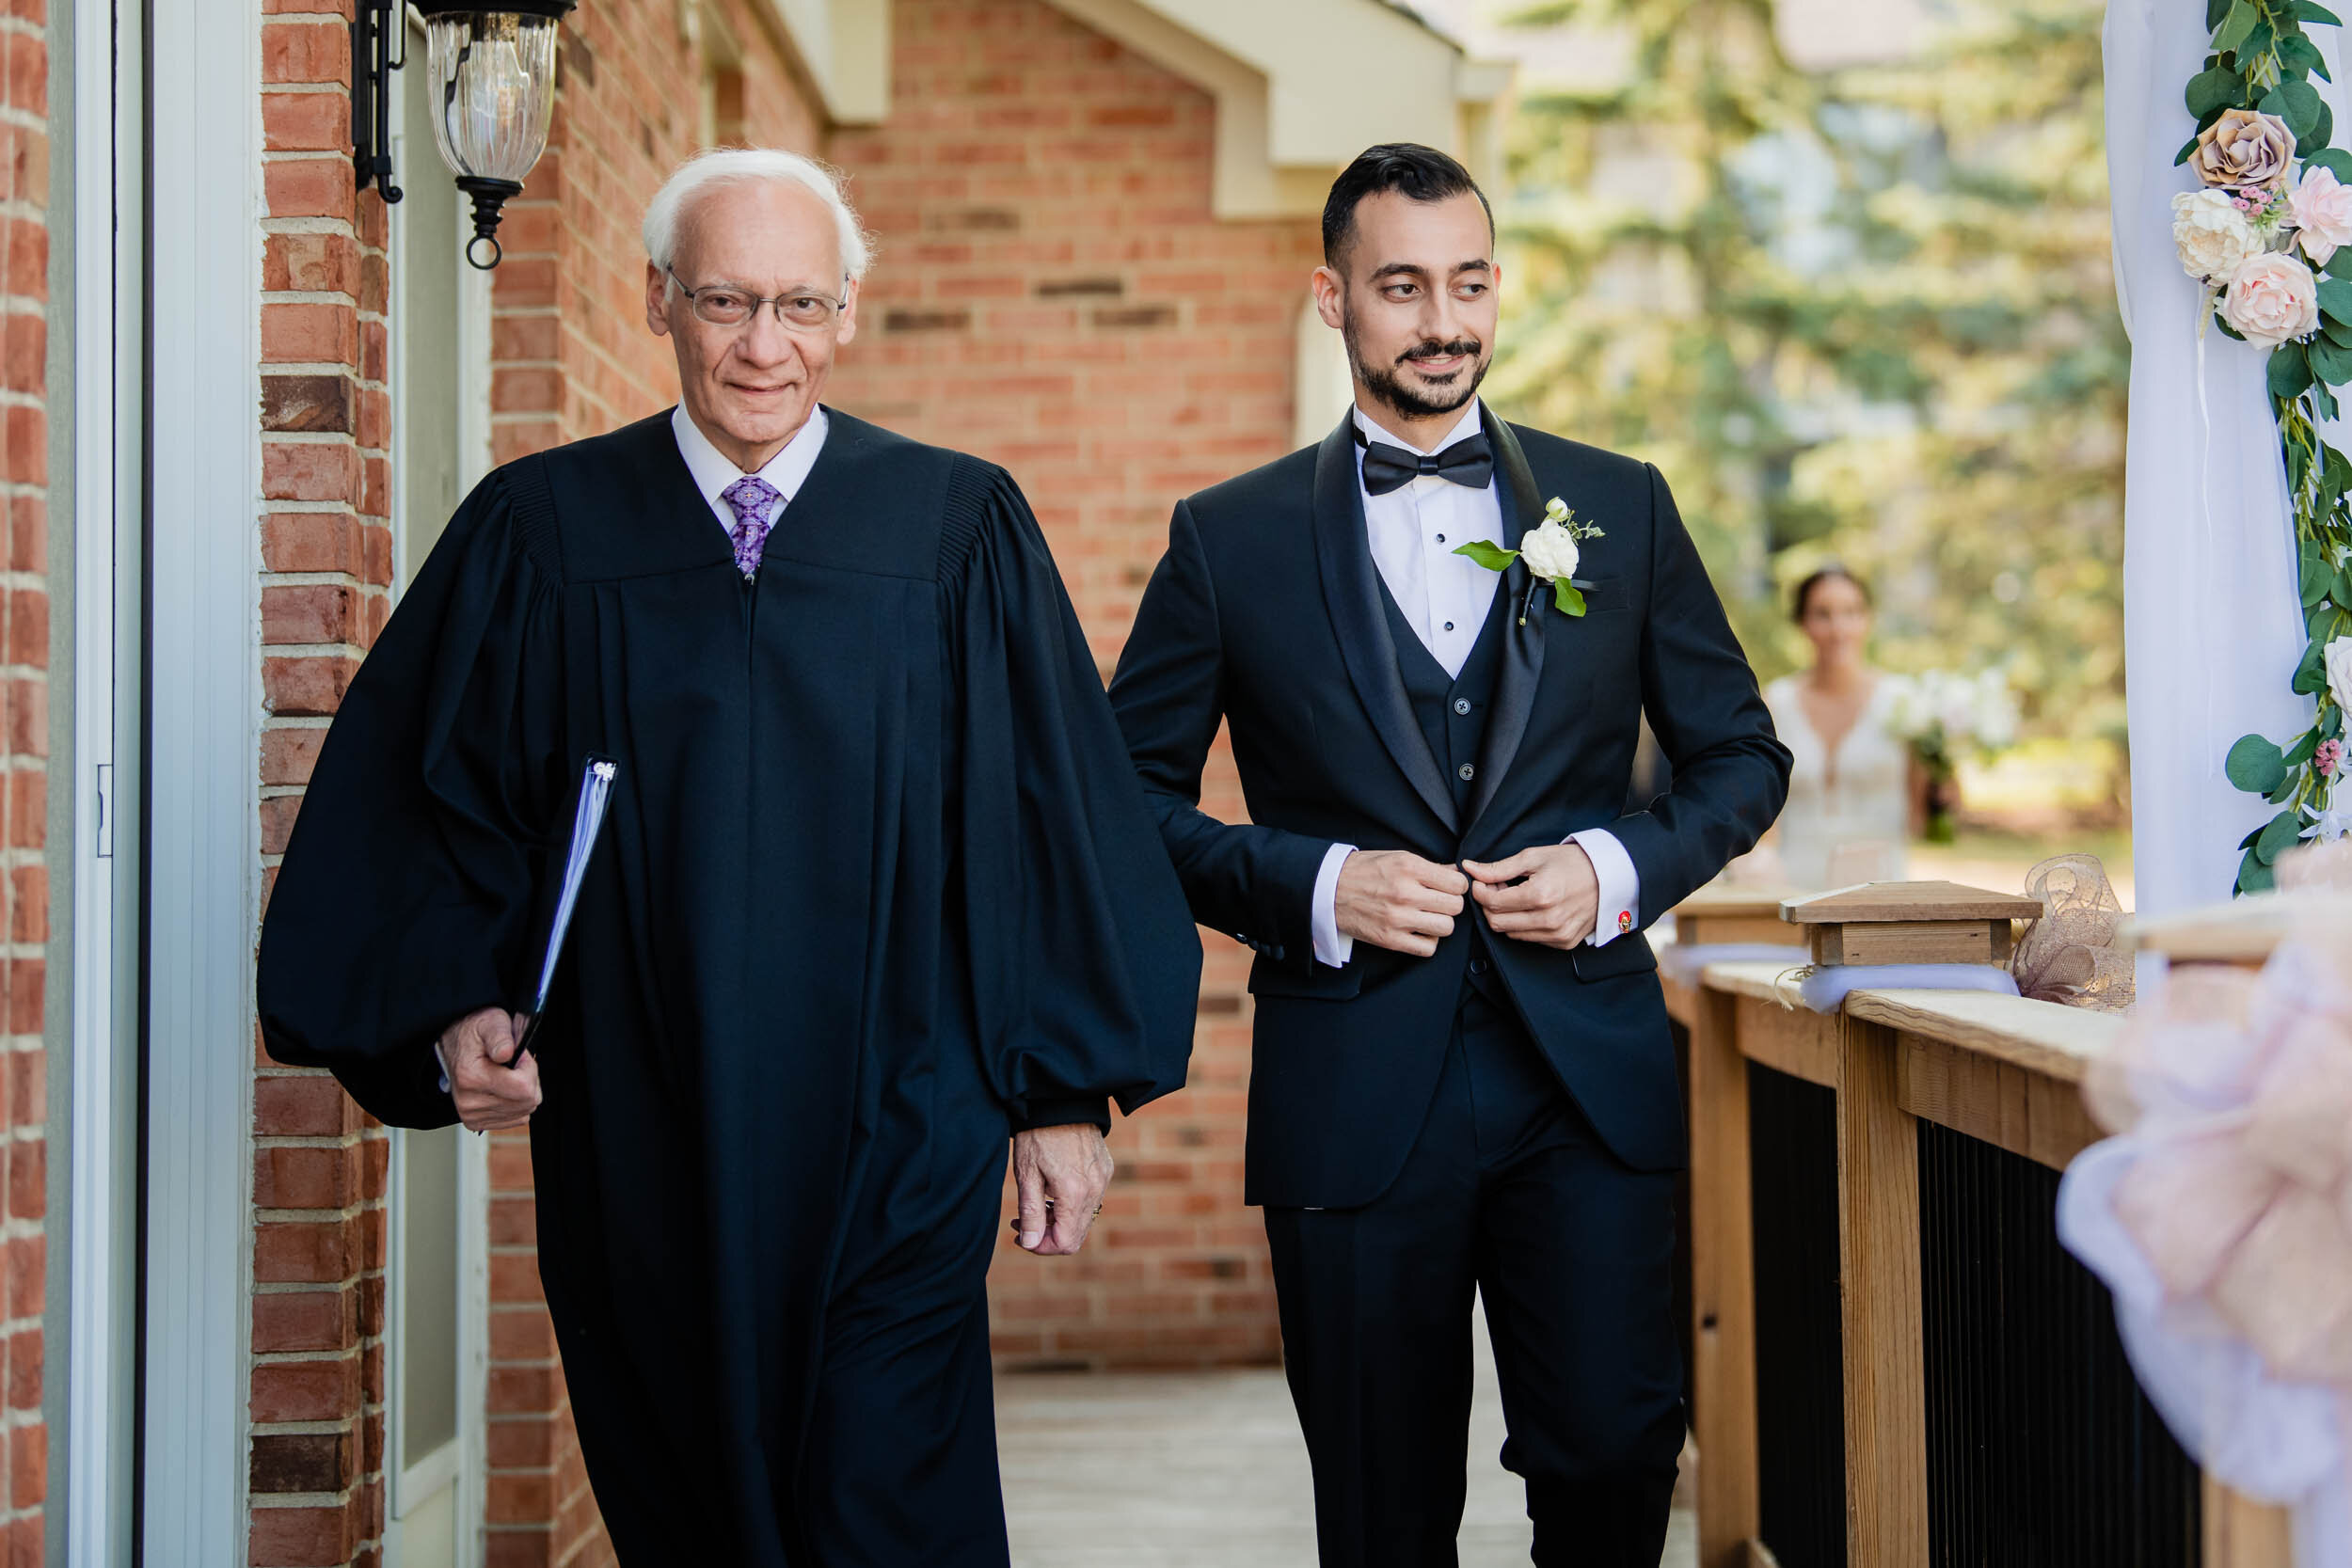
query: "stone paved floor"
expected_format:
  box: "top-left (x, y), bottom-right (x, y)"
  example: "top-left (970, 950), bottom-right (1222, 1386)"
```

top-left (998, 1316), bottom-right (1698, 1567)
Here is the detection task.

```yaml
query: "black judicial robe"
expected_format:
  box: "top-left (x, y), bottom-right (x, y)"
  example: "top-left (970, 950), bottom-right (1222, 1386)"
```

top-left (257, 408), bottom-right (1201, 1564)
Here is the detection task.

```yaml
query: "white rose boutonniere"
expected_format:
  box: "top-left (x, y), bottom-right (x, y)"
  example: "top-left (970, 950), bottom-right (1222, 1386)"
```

top-left (1453, 498), bottom-right (1605, 622)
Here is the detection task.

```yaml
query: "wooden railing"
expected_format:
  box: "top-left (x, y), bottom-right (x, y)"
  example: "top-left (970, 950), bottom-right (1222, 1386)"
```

top-left (1660, 885), bottom-right (2293, 1568)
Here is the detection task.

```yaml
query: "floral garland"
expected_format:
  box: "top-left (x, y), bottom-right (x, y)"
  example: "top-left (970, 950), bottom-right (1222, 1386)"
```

top-left (2192, 2), bottom-right (2352, 890)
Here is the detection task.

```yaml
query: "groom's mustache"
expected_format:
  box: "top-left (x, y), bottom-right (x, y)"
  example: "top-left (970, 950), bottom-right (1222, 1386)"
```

top-left (1401, 338), bottom-right (1481, 366)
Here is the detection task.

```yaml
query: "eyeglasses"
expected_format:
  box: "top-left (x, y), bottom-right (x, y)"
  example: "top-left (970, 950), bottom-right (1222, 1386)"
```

top-left (668, 269), bottom-right (849, 331)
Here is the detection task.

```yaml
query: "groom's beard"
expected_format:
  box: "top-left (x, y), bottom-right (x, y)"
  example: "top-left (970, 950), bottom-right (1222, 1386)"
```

top-left (1343, 310), bottom-right (1490, 422)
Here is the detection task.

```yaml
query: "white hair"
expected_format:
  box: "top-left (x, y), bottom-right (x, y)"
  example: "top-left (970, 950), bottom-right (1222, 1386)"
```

top-left (641, 148), bottom-right (875, 284)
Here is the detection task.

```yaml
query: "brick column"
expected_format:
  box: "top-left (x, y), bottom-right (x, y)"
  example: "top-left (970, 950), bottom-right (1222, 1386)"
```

top-left (250, 6), bottom-right (399, 1562)
top-left (0, 0), bottom-right (44, 1556)
top-left (824, 0), bottom-right (1317, 1369)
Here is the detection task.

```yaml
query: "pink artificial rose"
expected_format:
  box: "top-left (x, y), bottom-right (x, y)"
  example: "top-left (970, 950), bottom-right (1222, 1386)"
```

top-left (2293, 166), bottom-right (2352, 268)
top-left (2320, 738), bottom-right (2344, 779)
top-left (2226, 251), bottom-right (2322, 346)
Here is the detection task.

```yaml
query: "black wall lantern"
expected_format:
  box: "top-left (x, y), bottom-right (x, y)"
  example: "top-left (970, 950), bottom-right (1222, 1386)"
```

top-left (353, 2), bottom-right (577, 269)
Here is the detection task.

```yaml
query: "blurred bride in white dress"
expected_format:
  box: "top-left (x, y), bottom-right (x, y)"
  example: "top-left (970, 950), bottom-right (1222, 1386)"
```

top-left (1760, 567), bottom-right (1925, 890)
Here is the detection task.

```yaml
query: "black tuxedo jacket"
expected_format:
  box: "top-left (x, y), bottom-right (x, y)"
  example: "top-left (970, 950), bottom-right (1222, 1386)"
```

top-left (1108, 410), bottom-right (1790, 1207)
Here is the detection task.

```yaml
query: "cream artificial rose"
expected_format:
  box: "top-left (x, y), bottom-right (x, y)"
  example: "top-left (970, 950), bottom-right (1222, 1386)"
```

top-left (2325, 635), bottom-right (2352, 716)
top-left (2225, 251), bottom-right (2321, 346)
top-left (2194, 108), bottom-right (2297, 194)
top-left (2173, 189), bottom-right (2264, 283)
top-left (1517, 518), bottom-right (1581, 582)
top-left (2293, 166), bottom-right (2352, 268)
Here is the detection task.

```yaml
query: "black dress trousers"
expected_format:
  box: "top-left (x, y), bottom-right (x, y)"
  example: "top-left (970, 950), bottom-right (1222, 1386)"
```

top-left (1263, 990), bottom-right (1686, 1568)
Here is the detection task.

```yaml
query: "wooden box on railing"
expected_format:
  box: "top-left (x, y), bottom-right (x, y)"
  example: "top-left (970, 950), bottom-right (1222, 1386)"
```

top-left (1782, 880), bottom-right (2044, 969)
top-left (1673, 884), bottom-right (1807, 948)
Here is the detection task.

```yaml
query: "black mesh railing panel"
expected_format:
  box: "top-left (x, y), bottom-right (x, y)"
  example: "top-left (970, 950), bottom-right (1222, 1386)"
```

top-left (1918, 1119), bottom-right (2201, 1567)
top-left (1750, 1060), bottom-right (1848, 1568)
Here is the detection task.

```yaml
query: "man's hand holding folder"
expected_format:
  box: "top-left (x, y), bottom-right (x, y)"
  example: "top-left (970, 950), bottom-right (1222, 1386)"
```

top-left (442, 1007), bottom-right (542, 1132)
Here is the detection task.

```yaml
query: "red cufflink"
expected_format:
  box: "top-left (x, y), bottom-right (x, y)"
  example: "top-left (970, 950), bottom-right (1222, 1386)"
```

top-left (1617, 911), bottom-right (1633, 933)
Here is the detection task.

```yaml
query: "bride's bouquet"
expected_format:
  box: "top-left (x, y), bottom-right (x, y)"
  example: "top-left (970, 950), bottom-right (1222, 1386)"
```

top-left (1884, 668), bottom-right (2021, 843)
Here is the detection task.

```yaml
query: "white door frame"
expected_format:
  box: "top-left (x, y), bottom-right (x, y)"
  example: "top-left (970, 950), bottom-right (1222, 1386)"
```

top-left (140, 0), bottom-right (262, 1560)
top-left (65, 0), bottom-right (140, 1557)
top-left (383, 19), bottom-right (494, 1560)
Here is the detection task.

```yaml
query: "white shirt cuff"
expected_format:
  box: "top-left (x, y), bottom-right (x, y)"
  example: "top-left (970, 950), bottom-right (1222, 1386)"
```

top-left (1567, 828), bottom-right (1640, 946)
top-left (1311, 842), bottom-right (1358, 968)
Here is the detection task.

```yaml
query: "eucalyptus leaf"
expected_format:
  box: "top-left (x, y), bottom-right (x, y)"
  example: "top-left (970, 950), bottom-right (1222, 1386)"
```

top-left (2310, 149), bottom-right (2352, 185)
top-left (2217, 312), bottom-right (2249, 341)
top-left (2296, 1), bottom-right (2344, 24)
top-left (2307, 562), bottom-right (2332, 606)
top-left (2211, 0), bottom-right (2233, 29)
top-left (2257, 807), bottom-right (2305, 863)
top-left (2311, 97), bottom-right (2336, 152)
top-left (2248, 21), bottom-right (2279, 66)
top-left (2241, 847), bottom-right (2279, 894)
top-left (1451, 540), bottom-right (1518, 573)
top-left (2296, 639), bottom-right (2328, 693)
top-left (2289, 730), bottom-right (2322, 766)
top-left (2178, 130), bottom-right (2207, 166)
top-left (2317, 378), bottom-right (2342, 420)
top-left (2218, 0), bottom-right (2259, 54)
top-left (2229, 733), bottom-right (2291, 794)
top-left (2282, 32), bottom-right (2332, 80)
top-left (2268, 78), bottom-right (2328, 141)
top-left (2189, 66), bottom-right (2242, 118)
top-left (2313, 337), bottom-right (2352, 385)
top-left (2242, 823), bottom-right (2267, 851)
top-left (2328, 705), bottom-right (2346, 741)
top-left (2273, 341), bottom-right (2316, 400)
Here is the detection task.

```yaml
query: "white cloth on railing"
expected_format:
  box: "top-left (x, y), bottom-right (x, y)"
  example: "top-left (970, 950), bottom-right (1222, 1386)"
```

top-left (2057, 938), bottom-right (2352, 1562)
top-left (1658, 942), bottom-right (1810, 989)
top-left (1777, 962), bottom-right (2020, 1014)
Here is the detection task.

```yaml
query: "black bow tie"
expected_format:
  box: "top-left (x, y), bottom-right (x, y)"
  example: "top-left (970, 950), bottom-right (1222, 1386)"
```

top-left (1356, 426), bottom-right (1495, 497)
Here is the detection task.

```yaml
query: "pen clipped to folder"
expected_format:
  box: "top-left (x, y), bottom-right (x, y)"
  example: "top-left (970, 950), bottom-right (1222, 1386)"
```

top-left (512, 753), bottom-right (620, 1064)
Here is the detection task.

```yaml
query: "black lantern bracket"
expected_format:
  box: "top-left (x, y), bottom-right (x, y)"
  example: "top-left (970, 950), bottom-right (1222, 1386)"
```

top-left (351, 0), bottom-right (406, 207)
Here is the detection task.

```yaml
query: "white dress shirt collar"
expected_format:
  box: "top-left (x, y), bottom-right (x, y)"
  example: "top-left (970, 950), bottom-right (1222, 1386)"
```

top-left (671, 403), bottom-right (831, 533)
top-left (1351, 399), bottom-right (1486, 462)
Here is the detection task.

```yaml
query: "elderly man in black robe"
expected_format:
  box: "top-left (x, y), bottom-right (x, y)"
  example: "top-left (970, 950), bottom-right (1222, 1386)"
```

top-left (257, 148), bottom-right (1200, 1566)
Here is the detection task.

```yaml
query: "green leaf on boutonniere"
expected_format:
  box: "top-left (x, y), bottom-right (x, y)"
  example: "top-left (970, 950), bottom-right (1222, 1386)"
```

top-left (1451, 539), bottom-right (1518, 574)
top-left (2296, 1), bottom-right (2344, 25)
top-left (2270, 341), bottom-right (2314, 400)
top-left (1552, 580), bottom-right (1587, 618)
top-left (2228, 733), bottom-right (2290, 795)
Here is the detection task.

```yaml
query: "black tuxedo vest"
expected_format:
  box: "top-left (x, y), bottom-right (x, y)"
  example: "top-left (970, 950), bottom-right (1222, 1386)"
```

top-left (1376, 572), bottom-right (1512, 1010)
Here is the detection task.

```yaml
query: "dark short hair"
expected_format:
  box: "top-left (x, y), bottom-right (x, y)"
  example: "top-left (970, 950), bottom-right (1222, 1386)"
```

top-left (1790, 566), bottom-right (1871, 625)
top-left (1322, 143), bottom-right (1495, 269)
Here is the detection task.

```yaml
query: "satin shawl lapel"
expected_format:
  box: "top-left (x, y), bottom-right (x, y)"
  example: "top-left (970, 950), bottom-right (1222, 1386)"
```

top-left (1311, 417), bottom-right (1459, 834)
top-left (1468, 412), bottom-right (1549, 828)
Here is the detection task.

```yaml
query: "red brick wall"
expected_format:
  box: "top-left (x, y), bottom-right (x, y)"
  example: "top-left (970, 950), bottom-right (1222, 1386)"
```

top-left (0, 0), bottom-right (46, 1557)
top-left (251, 3), bottom-right (400, 1562)
top-left (826, 0), bottom-right (1317, 1370)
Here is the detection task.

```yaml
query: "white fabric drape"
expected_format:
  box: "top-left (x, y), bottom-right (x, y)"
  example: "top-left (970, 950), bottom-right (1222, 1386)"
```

top-left (2106, 0), bottom-right (2312, 920)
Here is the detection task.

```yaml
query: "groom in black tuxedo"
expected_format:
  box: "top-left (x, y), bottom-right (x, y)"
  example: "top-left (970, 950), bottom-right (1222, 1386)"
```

top-left (1108, 146), bottom-right (1789, 1565)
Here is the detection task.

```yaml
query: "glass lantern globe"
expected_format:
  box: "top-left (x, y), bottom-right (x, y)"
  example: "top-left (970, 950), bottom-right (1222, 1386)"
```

top-left (417, 3), bottom-right (574, 268)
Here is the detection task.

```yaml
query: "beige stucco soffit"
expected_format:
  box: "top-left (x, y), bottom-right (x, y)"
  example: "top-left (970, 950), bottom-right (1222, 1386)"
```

top-left (756, 0), bottom-right (891, 125)
top-left (1038, 0), bottom-right (1510, 220)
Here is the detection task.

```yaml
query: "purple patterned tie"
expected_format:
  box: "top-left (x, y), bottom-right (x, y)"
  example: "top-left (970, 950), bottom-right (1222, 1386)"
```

top-left (722, 475), bottom-right (784, 578)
